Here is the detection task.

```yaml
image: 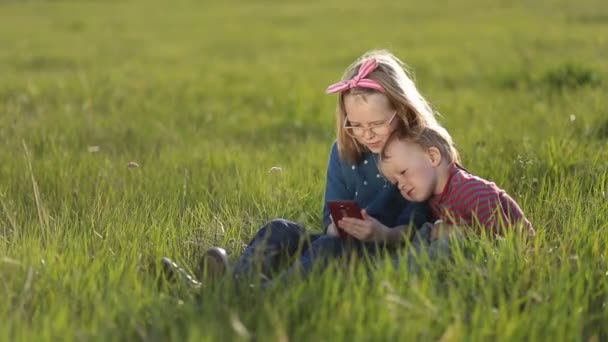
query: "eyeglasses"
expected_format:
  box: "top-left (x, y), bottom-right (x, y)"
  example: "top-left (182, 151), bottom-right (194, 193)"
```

top-left (344, 112), bottom-right (397, 138)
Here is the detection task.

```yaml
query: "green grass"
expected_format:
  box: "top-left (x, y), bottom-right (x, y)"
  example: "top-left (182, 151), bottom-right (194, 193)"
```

top-left (1, 0), bottom-right (608, 340)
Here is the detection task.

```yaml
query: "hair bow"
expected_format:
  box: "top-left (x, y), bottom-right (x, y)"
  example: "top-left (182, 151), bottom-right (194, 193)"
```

top-left (325, 58), bottom-right (384, 94)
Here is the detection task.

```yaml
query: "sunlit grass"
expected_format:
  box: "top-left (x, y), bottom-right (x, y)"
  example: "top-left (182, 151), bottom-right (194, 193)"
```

top-left (1, 0), bottom-right (607, 340)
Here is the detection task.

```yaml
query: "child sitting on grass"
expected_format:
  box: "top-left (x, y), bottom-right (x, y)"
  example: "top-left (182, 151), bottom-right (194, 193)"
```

top-left (378, 125), bottom-right (535, 239)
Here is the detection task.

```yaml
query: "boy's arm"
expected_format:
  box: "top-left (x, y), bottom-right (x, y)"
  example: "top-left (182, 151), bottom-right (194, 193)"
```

top-left (450, 180), bottom-right (507, 234)
top-left (460, 188), bottom-right (532, 236)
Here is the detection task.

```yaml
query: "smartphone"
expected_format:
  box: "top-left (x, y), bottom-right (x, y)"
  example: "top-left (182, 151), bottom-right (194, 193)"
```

top-left (327, 200), bottom-right (363, 239)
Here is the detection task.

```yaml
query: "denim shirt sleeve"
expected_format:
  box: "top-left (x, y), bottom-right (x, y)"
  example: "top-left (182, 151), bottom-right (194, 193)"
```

top-left (365, 184), bottom-right (430, 229)
top-left (322, 142), bottom-right (352, 231)
top-left (395, 201), bottom-right (432, 229)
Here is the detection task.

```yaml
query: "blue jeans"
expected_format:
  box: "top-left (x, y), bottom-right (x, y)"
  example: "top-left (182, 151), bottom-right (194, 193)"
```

top-left (232, 219), bottom-right (395, 283)
top-left (393, 222), bottom-right (461, 272)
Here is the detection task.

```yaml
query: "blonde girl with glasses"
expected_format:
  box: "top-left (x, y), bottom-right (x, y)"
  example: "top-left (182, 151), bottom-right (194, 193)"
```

top-left (322, 50), bottom-right (438, 242)
top-left (162, 50), bottom-right (443, 288)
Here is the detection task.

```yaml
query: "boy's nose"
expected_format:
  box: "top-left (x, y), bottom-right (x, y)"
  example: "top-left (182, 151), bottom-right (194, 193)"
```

top-left (398, 180), bottom-right (407, 190)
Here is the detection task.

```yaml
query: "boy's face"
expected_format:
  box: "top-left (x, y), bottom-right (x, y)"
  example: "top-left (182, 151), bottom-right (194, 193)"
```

top-left (380, 139), bottom-right (439, 202)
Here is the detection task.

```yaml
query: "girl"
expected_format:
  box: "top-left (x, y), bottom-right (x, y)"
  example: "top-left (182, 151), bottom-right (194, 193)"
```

top-left (162, 50), bottom-right (442, 287)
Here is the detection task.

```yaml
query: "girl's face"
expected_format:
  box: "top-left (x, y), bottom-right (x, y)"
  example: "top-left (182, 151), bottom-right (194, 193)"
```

top-left (380, 139), bottom-right (439, 203)
top-left (343, 92), bottom-right (399, 153)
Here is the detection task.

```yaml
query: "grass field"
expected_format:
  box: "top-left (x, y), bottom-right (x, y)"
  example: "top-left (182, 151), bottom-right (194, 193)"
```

top-left (1, 0), bottom-right (608, 340)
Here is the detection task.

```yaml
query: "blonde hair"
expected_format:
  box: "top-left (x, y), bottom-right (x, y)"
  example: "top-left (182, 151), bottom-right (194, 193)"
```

top-left (380, 124), bottom-right (460, 165)
top-left (334, 50), bottom-right (439, 163)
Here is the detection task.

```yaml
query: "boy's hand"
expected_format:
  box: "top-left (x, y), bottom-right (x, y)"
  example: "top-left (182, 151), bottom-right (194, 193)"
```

top-left (338, 209), bottom-right (389, 242)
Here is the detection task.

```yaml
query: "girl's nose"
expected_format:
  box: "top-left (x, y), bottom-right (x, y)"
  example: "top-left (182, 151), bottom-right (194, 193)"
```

top-left (363, 128), bottom-right (375, 140)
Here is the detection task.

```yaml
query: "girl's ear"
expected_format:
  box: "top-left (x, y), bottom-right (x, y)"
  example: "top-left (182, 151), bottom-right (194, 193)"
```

top-left (428, 147), bottom-right (442, 167)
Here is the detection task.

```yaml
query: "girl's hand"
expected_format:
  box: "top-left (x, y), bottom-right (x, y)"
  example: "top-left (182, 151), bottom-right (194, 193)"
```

top-left (338, 210), bottom-right (389, 242)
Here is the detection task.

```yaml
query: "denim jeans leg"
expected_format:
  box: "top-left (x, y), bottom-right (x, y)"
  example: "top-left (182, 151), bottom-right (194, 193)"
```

top-left (232, 219), bottom-right (309, 279)
top-left (295, 234), bottom-right (347, 276)
top-left (390, 222), bottom-right (433, 272)
top-left (428, 235), bottom-right (462, 261)
top-left (265, 234), bottom-right (350, 287)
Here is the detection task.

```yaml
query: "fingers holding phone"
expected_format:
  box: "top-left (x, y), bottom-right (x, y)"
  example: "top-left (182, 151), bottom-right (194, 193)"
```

top-left (339, 211), bottom-right (388, 242)
top-left (326, 221), bottom-right (339, 237)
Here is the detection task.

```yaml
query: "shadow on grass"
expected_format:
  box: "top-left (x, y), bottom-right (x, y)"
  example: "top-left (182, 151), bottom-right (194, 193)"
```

top-left (229, 119), bottom-right (333, 148)
top-left (593, 117), bottom-right (608, 140)
top-left (498, 62), bottom-right (602, 91)
top-left (16, 55), bottom-right (79, 72)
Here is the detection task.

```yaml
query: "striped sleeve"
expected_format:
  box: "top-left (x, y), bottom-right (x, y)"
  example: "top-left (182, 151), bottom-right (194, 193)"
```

top-left (456, 181), bottom-right (508, 231)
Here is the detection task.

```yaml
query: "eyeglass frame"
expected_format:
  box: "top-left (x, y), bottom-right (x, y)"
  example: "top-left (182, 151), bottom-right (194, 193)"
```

top-left (343, 111), bottom-right (398, 138)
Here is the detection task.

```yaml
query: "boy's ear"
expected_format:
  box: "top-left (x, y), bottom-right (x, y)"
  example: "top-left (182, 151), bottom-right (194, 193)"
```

top-left (428, 147), bottom-right (442, 167)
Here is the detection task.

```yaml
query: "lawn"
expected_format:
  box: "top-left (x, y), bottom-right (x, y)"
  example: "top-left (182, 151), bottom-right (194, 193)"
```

top-left (1, 0), bottom-right (607, 340)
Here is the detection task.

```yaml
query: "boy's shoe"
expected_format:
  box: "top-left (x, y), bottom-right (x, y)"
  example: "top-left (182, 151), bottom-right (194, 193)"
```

top-left (195, 247), bottom-right (230, 282)
top-left (160, 257), bottom-right (202, 289)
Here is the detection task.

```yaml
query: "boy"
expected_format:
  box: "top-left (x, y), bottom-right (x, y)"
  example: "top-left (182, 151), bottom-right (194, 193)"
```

top-left (379, 125), bottom-right (535, 239)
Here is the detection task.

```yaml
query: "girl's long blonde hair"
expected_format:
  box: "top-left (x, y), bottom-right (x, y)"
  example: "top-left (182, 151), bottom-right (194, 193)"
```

top-left (334, 50), bottom-right (439, 163)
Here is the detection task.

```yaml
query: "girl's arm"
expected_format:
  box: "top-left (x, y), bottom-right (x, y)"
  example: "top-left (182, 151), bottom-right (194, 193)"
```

top-left (322, 142), bottom-right (352, 233)
top-left (339, 211), bottom-right (415, 244)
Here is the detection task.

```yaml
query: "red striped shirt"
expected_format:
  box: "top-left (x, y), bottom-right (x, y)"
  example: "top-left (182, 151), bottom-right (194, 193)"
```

top-left (429, 164), bottom-right (534, 234)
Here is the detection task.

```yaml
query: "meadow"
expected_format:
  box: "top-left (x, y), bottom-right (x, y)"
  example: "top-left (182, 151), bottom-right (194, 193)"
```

top-left (1, 0), bottom-right (607, 340)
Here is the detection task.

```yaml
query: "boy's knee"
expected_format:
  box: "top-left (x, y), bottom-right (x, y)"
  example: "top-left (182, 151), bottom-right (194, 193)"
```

top-left (262, 218), bottom-right (295, 233)
top-left (258, 219), bottom-right (305, 243)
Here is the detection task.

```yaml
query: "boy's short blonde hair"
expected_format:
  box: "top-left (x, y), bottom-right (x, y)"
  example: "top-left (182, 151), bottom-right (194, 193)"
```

top-left (380, 125), bottom-right (460, 165)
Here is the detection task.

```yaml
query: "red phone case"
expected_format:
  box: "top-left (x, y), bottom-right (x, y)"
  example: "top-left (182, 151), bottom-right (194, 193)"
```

top-left (327, 200), bottom-right (363, 238)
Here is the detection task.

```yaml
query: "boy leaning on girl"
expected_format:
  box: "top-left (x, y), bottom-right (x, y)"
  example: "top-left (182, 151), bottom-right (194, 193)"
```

top-left (378, 123), bottom-right (535, 241)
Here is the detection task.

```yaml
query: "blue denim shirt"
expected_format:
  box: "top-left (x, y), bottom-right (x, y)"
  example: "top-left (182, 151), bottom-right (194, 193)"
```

top-left (322, 141), bottom-right (430, 232)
